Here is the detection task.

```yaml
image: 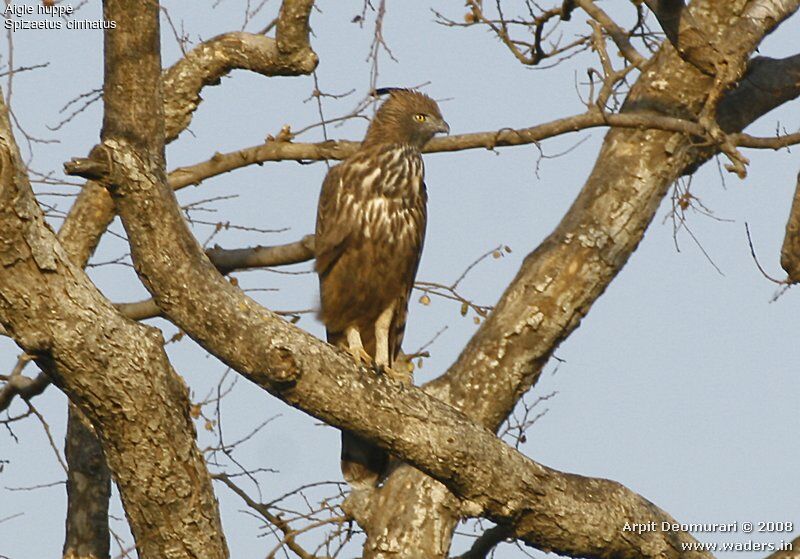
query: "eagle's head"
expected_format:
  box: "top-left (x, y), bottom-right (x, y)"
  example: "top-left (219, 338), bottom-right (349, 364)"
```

top-left (363, 88), bottom-right (450, 149)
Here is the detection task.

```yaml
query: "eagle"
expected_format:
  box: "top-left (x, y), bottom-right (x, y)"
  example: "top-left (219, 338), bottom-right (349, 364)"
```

top-left (315, 89), bottom-right (449, 488)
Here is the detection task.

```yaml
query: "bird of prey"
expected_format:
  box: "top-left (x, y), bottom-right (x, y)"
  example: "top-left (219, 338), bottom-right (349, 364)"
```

top-left (315, 88), bottom-right (449, 488)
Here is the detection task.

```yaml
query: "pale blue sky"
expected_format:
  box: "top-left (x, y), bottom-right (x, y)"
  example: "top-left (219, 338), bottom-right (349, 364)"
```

top-left (1, 2), bottom-right (798, 558)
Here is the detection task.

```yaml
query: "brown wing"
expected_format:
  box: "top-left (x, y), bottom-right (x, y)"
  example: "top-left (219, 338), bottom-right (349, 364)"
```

top-left (314, 163), bottom-right (350, 279)
top-left (315, 161), bottom-right (364, 347)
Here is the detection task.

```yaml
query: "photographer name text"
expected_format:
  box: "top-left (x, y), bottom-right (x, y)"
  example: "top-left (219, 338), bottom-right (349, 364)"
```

top-left (623, 521), bottom-right (793, 534)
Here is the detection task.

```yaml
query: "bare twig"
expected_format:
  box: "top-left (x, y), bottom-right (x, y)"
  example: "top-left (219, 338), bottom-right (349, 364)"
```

top-left (214, 473), bottom-right (345, 559)
top-left (745, 222), bottom-right (788, 285)
top-left (27, 401), bottom-right (67, 473)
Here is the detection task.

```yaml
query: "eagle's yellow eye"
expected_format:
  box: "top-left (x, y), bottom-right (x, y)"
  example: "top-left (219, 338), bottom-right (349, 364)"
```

top-left (413, 113), bottom-right (427, 123)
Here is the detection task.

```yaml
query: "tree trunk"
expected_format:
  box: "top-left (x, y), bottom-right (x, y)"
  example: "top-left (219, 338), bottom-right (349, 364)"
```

top-left (63, 405), bottom-right (111, 559)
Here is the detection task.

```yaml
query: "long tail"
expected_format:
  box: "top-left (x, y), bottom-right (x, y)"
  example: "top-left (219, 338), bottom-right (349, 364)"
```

top-left (327, 328), bottom-right (389, 488)
top-left (340, 431), bottom-right (388, 489)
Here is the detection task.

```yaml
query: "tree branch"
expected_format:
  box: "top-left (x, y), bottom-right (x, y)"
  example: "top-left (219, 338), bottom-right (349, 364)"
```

top-left (115, 236), bottom-right (316, 321)
top-left (0, 365), bottom-right (49, 411)
top-left (62, 403), bottom-right (111, 559)
top-left (163, 30), bottom-right (318, 143)
top-left (157, 106), bottom-right (800, 191)
top-left (642, 0), bottom-right (715, 74)
top-left (453, 524), bottom-right (513, 559)
top-left (576, 0), bottom-right (647, 68)
top-left (276, 0), bottom-right (316, 59)
top-left (206, 234), bottom-right (315, 274)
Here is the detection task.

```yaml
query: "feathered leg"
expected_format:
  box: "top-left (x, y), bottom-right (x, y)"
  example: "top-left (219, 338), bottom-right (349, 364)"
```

top-left (374, 303), bottom-right (394, 368)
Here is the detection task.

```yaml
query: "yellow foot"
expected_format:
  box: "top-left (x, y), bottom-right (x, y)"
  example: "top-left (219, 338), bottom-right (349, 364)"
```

top-left (345, 346), bottom-right (373, 367)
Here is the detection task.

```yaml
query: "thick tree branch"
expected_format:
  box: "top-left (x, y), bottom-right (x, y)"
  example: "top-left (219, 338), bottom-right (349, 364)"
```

top-left (62, 404), bottom-right (111, 559)
top-left (0, 365), bottom-right (49, 411)
top-left (453, 524), bottom-right (512, 559)
top-left (276, 0), bottom-right (316, 58)
top-left (725, 54), bottom-right (800, 127)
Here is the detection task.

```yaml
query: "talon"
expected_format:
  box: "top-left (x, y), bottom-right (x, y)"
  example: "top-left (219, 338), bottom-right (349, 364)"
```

top-left (378, 364), bottom-right (413, 385)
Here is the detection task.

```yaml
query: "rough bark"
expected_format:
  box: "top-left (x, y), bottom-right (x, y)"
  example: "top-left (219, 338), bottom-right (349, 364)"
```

top-left (780, 171), bottom-right (800, 282)
top-left (40, 4), bottom-right (319, 556)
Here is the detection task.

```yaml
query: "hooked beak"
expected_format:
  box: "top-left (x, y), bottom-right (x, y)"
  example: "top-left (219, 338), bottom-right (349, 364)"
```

top-left (436, 119), bottom-right (451, 135)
